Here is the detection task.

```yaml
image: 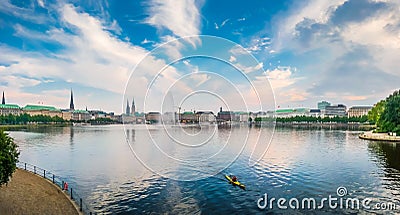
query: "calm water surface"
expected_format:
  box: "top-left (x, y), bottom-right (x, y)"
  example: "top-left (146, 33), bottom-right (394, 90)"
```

top-left (8, 125), bottom-right (400, 214)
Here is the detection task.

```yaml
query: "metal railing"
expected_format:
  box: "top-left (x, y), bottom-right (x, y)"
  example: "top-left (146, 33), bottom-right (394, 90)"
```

top-left (17, 162), bottom-right (94, 215)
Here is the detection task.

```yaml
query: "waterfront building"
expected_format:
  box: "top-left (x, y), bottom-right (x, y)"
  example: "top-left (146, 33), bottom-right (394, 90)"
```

top-left (196, 111), bottom-right (216, 124)
top-left (348, 106), bottom-right (373, 118)
top-left (325, 104), bottom-right (347, 117)
top-left (23, 105), bottom-right (63, 118)
top-left (61, 111), bottom-right (72, 121)
top-left (131, 98), bottom-right (136, 115)
top-left (180, 111), bottom-right (196, 123)
top-left (318, 101), bottom-right (331, 110)
top-left (216, 107), bottom-right (235, 123)
top-left (126, 99), bottom-right (130, 115)
top-left (71, 109), bottom-right (91, 121)
top-left (0, 104), bottom-right (22, 115)
top-left (134, 112), bottom-right (145, 124)
top-left (309, 109), bottom-right (322, 117)
top-left (70, 90), bottom-right (75, 110)
top-left (145, 112), bottom-right (161, 124)
top-left (2, 91), bottom-right (5, 105)
top-left (88, 110), bottom-right (107, 119)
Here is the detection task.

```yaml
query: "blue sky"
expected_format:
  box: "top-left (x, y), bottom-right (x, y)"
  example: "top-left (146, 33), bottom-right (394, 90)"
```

top-left (1, 0), bottom-right (400, 113)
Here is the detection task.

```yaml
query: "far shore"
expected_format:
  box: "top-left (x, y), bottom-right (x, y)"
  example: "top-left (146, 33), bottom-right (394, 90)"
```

top-left (359, 130), bottom-right (400, 142)
top-left (0, 123), bottom-right (70, 130)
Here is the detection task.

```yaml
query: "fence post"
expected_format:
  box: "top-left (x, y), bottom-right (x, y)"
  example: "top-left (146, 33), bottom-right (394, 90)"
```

top-left (44, 170), bottom-right (46, 178)
top-left (52, 174), bottom-right (55, 183)
top-left (80, 198), bottom-right (82, 212)
top-left (70, 188), bottom-right (73, 200)
top-left (34, 166), bottom-right (36, 174)
top-left (24, 163), bottom-right (26, 170)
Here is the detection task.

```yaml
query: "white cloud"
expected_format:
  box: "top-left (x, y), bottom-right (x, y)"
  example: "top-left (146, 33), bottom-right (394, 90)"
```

top-left (265, 66), bottom-right (297, 90)
top-left (144, 0), bottom-right (202, 47)
top-left (1, 3), bottom-right (198, 112)
top-left (234, 62), bottom-right (263, 74)
top-left (37, 0), bottom-right (44, 8)
top-left (272, 0), bottom-right (346, 51)
top-left (215, 19), bottom-right (230, 29)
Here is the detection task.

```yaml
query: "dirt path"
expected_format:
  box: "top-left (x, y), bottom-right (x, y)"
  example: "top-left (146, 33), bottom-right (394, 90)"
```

top-left (0, 169), bottom-right (79, 215)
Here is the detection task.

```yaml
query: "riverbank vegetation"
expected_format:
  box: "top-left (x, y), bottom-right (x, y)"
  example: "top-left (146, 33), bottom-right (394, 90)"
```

top-left (369, 90), bottom-right (400, 133)
top-left (254, 115), bottom-right (369, 124)
top-left (0, 113), bottom-right (65, 125)
top-left (0, 130), bottom-right (19, 186)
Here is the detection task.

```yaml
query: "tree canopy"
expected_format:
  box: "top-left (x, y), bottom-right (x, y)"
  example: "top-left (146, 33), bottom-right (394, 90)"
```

top-left (376, 90), bottom-right (400, 133)
top-left (0, 130), bottom-right (19, 186)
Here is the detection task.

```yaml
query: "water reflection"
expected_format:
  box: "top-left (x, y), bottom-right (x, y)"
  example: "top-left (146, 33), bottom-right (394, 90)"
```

top-left (368, 142), bottom-right (400, 171)
top-left (8, 126), bottom-right (400, 214)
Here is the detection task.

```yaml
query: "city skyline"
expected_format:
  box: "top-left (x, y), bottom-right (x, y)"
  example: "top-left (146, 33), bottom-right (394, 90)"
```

top-left (1, 1), bottom-right (400, 113)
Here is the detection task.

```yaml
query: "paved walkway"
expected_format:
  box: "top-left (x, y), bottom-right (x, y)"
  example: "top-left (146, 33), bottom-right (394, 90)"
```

top-left (0, 169), bottom-right (79, 215)
top-left (359, 131), bottom-right (400, 142)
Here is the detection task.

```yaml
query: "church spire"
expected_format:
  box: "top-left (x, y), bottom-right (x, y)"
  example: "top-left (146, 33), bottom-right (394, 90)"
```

top-left (2, 91), bottom-right (5, 105)
top-left (69, 89), bottom-right (74, 110)
top-left (131, 97), bottom-right (135, 115)
top-left (126, 99), bottom-right (130, 115)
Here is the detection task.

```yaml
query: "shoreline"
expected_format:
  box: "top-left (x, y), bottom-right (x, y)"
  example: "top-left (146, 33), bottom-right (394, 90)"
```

top-left (359, 131), bottom-right (400, 142)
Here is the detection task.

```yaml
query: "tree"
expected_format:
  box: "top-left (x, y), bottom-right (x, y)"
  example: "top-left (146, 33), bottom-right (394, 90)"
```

top-left (377, 90), bottom-right (400, 133)
top-left (368, 99), bottom-right (386, 124)
top-left (0, 130), bottom-right (20, 186)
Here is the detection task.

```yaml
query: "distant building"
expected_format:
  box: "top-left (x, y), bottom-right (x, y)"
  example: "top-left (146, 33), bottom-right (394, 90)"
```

top-left (126, 99), bottom-right (130, 115)
top-left (0, 104), bottom-right (22, 115)
top-left (217, 107), bottom-right (234, 122)
top-left (196, 111), bottom-right (215, 124)
top-left (71, 109), bottom-right (91, 121)
top-left (348, 106), bottom-right (373, 118)
top-left (134, 112), bottom-right (145, 124)
top-left (145, 112), bottom-right (161, 124)
top-left (2, 91), bottom-right (5, 105)
top-left (23, 105), bottom-right (63, 118)
top-left (318, 101), bottom-right (331, 111)
top-left (70, 89), bottom-right (75, 110)
top-left (89, 110), bottom-right (107, 119)
top-left (131, 98), bottom-right (135, 115)
top-left (309, 109), bottom-right (321, 117)
top-left (275, 108), bottom-right (309, 118)
top-left (180, 111), bottom-right (196, 123)
top-left (325, 104), bottom-right (347, 117)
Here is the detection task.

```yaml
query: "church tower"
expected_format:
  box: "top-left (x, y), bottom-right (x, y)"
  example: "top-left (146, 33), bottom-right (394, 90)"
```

top-left (126, 99), bottom-right (130, 115)
top-left (131, 98), bottom-right (136, 115)
top-left (69, 89), bottom-right (75, 110)
top-left (2, 91), bottom-right (5, 105)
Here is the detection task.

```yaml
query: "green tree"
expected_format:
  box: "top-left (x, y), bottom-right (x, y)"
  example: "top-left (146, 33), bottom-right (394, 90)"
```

top-left (368, 100), bottom-right (386, 124)
top-left (378, 90), bottom-right (400, 132)
top-left (0, 130), bottom-right (20, 186)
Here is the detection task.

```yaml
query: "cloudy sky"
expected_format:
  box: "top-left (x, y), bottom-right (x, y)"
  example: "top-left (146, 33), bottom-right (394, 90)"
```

top-left (1, 0), bottom-right (399, 113)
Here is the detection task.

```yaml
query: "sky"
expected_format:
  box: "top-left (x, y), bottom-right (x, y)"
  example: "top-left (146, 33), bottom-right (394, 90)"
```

top-left (1, 0), bottom-right (399, 114)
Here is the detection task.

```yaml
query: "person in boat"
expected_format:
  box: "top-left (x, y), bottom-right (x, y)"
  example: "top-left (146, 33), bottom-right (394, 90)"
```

top-left (231, 175), bottom-right (237, 182)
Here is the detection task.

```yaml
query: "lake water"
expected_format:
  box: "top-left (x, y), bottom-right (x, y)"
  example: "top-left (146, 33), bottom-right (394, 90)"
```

top-left (8, 125), bottom-right (400, 214)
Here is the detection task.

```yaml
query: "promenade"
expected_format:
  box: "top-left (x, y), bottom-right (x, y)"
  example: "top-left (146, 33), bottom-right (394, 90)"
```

top-left (0, 169), bottom-right (79, 215)
top-left (359, 131), bottom-right (400, 142)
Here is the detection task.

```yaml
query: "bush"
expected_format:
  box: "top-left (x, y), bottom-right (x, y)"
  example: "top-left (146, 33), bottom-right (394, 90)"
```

top-left (0, 130), bottom-right (19, 186)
